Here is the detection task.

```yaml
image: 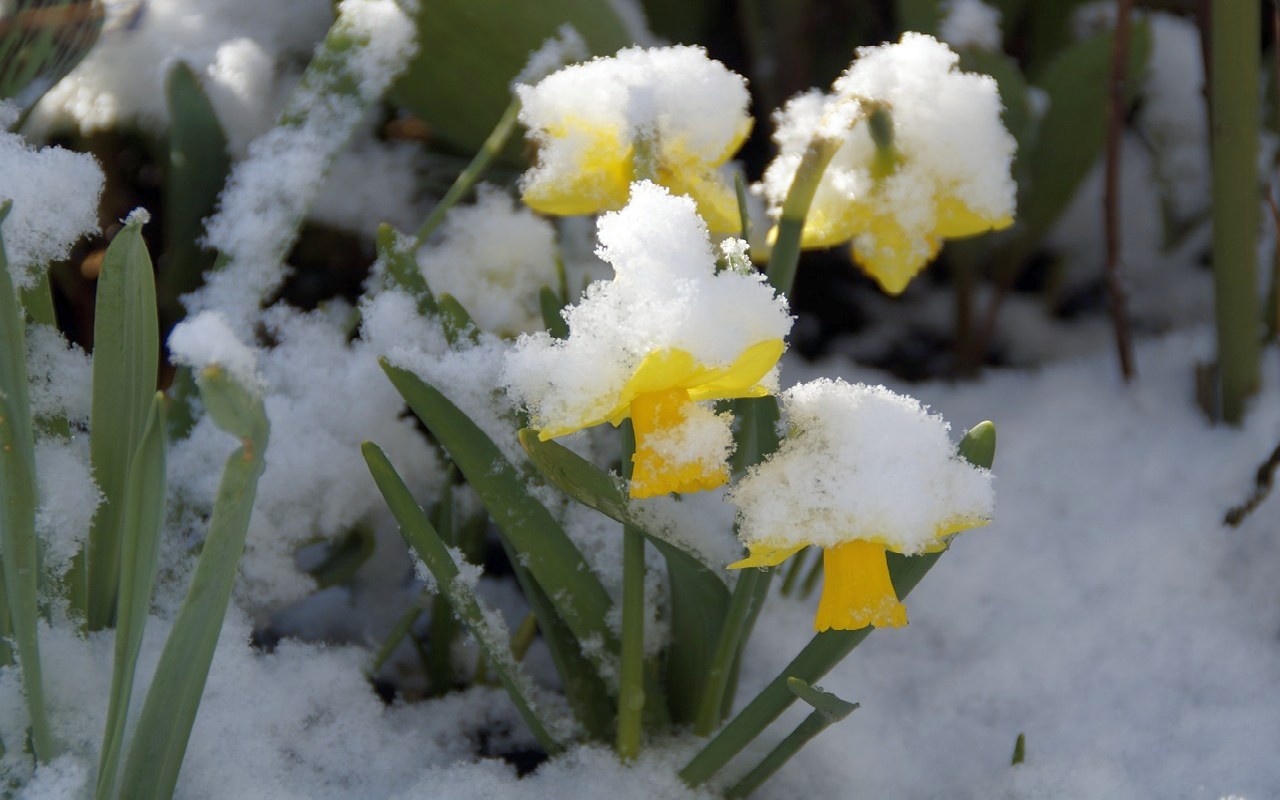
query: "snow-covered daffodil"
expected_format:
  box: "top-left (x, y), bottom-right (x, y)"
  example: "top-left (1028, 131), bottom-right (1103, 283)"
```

top-left (727, 379), bottom-right (994, 631)
top-left (502, 182), bottom-right (792, 498)
top-left (761, 34), bottom-right (1016, 295)
top-left (517, 45), bottom-right (753, 233)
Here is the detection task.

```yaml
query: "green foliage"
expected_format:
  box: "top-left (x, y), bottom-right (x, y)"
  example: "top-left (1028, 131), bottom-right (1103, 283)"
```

top-left (390, 0), bottom-right (633, 154)
top-left (97, 394), bottom-right (167, 800)
top-left (115, 367), bottom-right (269, 800)
top-left (0, 201), bottom-right (55, 761)
top-left (87, 215), bottom-right (160, 631)
top-left (159, 62), bottom-right (229, 325)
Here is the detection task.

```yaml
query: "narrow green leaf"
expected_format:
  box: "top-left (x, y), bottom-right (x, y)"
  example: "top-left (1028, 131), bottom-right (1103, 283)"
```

top-left (517, 429), bottom-right (731, 723)
top-left (363, 441), bottom-right (566, 754)
top-left (785, 677), bottom-right (858, 720)
top-left (1011, 731), bottom-right (1026, 766)
top-left (97, 394), bottom-right (167, 800)
top-left (159, 62), bottom-right (229, 325)
top-left (87, 216), bottom-right (159, 631)
top-left (380, 361), bottom-right (619, 673)
top-left (681, 421), bottom-right (998, 786)
top-left (539, 286), bottom-right (569, 339)
top-left (499, 536), bottom-right (616, 741)
top-left (1020, 24), bottom-right (1152, 245)
top-left (303, 525), bottom-right (376, 589)
top-left (436, 292), bottom-right (480, 345)
top-left (116, 370), bottom-right (268, 800)
top-left (0, 200), bottom-right (55, 760)
top-left (376, 223), bottom-right (437, 316)
top-left (723, 680), bottom-right (858, 799)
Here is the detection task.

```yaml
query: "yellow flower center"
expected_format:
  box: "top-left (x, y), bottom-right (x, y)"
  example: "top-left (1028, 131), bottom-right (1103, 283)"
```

top-left (628, 387), bottom-right (728, 498)
top-left (814, 540), bottom-right (907, 631)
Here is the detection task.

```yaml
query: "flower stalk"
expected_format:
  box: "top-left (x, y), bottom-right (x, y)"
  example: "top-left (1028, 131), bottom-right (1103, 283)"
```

top-left (1210, 0), bottom-right (1261, 422)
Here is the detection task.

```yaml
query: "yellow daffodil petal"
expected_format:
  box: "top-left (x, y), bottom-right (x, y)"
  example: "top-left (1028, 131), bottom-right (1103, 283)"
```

top-left (663, 166), bottom-right (742, 234)
top-left (522, 119), bottom-right (633, 216)
top-left (602, 341), bottom-right (784, 426)
top-left (849, 213), bottom-right (939, 296)
top-left (727, 542), bottom-right (808, 570)
top-left (628, 387), bottom-right (728, 498)
top-left (934, 195), bottom-right (1013, 239)
top-left (814, 539), bottom-right (907, 632)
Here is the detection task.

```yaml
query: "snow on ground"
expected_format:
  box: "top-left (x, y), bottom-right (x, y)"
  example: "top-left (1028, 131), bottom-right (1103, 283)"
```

top-left (757, 330), bottom-right (1280, 799)
top-left (17, 326), bottom-right (1276, 799)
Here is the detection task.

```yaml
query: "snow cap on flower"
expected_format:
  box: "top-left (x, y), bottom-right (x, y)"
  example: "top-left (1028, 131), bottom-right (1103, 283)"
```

top-left (502, 181), bottom-right (792, 497)
top-left (517, 45), bottom-right (752, 232)
top-left (760, 33), bottom-right (1016, 294)
top-left (728, 379), bottom-right (994, 630)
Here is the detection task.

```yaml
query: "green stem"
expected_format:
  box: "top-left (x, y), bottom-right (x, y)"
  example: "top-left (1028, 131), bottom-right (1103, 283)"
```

top-left (766, 135), bottom-right (842, 296)
top-left (1211, 0), bottom-right (1261, 422)
top-left (617, 420), bottom-right (646, 760)
top-left (692, 568), bottom-right (764, 735)
top-left (723, 710), bottom-right (837, 798)
top-left (413, 98), bottom-right (521, 246)
top-left (369, 591), bottom-right (428, 674)
top-left (778, 547), bottom-right (809, 597)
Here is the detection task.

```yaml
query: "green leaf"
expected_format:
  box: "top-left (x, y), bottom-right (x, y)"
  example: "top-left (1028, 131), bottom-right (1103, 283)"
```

top-left (87, 216), bottom-right (160, 631)
top-left (723, 679), bottom-right (859, 799)
top-left (516, 429), bottom-right (731, 723)
top-left (303, 525), bottom-right (377, 590)
top-left (0, 200), bottom-right (55, 760)
top-left (390, 0), bottom-right (635, 154)
top-left (539, 286), bottom-right (569, 339)
top-left (681, 421), bottom-right (998, 786)
top-left (97, 394), bottom-right (167, 800)
top-left (380, 361), bottom-right (619, 674)
top-left (436, 293), bottom-right (480, 345)
top-left (376, 223), bottom-right (437, 316)
top-left (894, 0), bottom-right (941, 34)
top-left (0, 0), bottom-right (103, 113)
top-left (363, 442), bottom-right (567, 754)
top-left (1011, 731), bottom-right (1026, 766)
top-left (1020, 23), bottom-right (1151, 246)
top-left (116, 370), bottom-right (268, 800)
top-left (159, 62), bottom-right (229, 325)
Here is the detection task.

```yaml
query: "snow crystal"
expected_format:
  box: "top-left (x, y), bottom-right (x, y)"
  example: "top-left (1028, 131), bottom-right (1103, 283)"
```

top-left (503, 182), bottom-right (792, 434)
top-left (416, 187), bottom-right (560, 336)
top-left (939, 0), bottom-right (1003, 51)
top-left (185, 0), bottom-right (418, 336)
top-left (1138, 12), bottom-right (1211, 223)
top-left (34, 437), bottom-right (101, 581)
top-left (729, 379), bottom-right (994, 555)
top-left (641, 404), bottom-right (735, 482)
top-left (514, 25), bottom-right (589, 87)
top-left (25, 325), bottom-right (93, 426)
top-left (168, 310), bottom-right (260, 387)
top-left (0, 116), bottom-right (104, 292)
top-left (717, 237), bottom-right (753, 274)
top-left (311, 139), bottom-right (431, 234)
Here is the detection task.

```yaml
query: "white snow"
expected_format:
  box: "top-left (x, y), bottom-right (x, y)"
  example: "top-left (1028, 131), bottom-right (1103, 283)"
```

top-left (729, 379), bottom-right (994, 555)
top-left (184, 0), bottom-right (418, 336)
top-left (416, 187), bottom-right (561, 336)
top-left (0, 112), bottom-right (104, 292)
top-left (939, 0), bottom-right (1004, 51)
top-left (168, 310), bottom-right (260, 388)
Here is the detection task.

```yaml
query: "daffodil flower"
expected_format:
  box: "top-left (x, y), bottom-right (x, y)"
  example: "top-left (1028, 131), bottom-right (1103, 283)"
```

top-left (761, 34), bottom-right (1016, 295)
top-left (727, 379), bottom-right (994, 631)
top-left (502, 182), bottom-right (792, 498)
top-left (516, 45), bottom-right (753, 233)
